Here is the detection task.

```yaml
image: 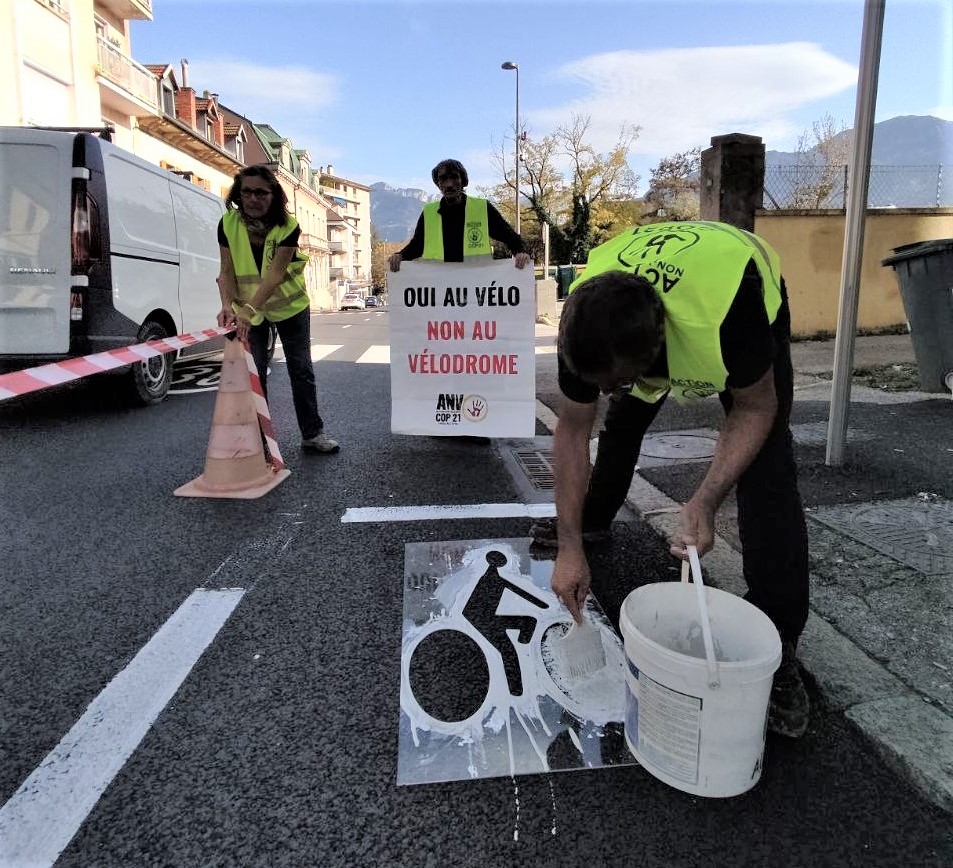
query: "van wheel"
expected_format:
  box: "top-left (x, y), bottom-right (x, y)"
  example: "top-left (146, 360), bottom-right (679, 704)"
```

top-left (125, 320), bottom-right (173, 406)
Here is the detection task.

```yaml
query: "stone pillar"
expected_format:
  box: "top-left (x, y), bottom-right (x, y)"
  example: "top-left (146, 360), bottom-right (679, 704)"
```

top-left (699, 133), bottom-right (765, 231)
top-left (535, 279), bottom-right (557, 321)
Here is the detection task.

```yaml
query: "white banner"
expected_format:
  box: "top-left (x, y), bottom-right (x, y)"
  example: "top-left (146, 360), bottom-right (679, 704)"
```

top-left (389, 260), bottom-right (536, 437)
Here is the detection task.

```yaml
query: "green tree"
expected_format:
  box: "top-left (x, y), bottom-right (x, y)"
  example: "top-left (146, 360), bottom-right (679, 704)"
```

top-left (371, 238), bottom-right (402, 291)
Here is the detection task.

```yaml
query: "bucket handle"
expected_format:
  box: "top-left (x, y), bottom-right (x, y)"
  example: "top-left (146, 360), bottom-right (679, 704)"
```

top-left (687, 545), bottom-right (721, 689)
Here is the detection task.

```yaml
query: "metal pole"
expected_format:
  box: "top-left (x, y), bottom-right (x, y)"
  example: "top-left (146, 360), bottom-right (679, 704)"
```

top-left (826, 0), bottom-right (885, 466)
top-left (514, 66), bottom-right (520, 234)
top-left (543, 222), bottom-right (550, 276)
top-left (501, 61), bottom-right (520, 234)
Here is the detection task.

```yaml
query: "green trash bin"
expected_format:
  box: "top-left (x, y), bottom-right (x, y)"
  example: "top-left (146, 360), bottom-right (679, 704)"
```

top-left (882, 239), bottom-right (953, 393)
top-left (556, 265), bottom-right (575, 299)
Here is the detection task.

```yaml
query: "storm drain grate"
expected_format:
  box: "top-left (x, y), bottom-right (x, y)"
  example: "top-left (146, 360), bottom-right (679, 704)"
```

top-left (513, 449), bottom-right (555, 490)
top-left (809, 496), bottom-right (953, 576)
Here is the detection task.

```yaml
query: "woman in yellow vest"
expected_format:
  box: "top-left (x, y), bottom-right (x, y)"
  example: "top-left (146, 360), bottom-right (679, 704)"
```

top-left (217, 166), bottom-right (338, 453)
top-left (539, 221), bottom-right (810, 738)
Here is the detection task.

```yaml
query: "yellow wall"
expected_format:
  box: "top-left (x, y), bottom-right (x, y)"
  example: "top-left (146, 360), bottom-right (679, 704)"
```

top-left (755, 209), bottom-right (953, 337)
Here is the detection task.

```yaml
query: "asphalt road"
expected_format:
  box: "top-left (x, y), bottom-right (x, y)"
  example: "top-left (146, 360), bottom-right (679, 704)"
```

top-left (1, 310), bottom-right (950, 867)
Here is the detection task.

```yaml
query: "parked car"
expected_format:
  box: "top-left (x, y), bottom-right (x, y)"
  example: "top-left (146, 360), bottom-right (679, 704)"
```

top-left (364, 296), bottom-right (380, 309)
top-left (340, 293), bottom-right (364, 311)
top-left (0, 126), bottom-right (226, 405)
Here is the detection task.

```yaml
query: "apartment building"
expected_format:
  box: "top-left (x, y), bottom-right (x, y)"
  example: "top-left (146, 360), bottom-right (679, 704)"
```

top-left (320, 167), bottom-right (372, 292)
top-left (2, 0), bottom-right (368, 310)
top-left (1, 1), bottom-right (240, 193)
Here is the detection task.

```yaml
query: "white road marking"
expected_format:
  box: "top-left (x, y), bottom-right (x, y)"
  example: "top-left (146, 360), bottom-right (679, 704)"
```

top-left (535, 345), bottom-right (557, 355)
top-left (341, 503), bottom-right (556, 523)
top-left (310, 344), bottom-right (342, 361)
top-left (356, 345), bottom-right (391, 364)
top-left (0, 588), bottom-right (245, 868)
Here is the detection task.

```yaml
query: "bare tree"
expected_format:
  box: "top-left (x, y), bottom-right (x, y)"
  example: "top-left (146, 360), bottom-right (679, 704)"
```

top-left (644, 147), bottom-right (701, 221)
top-left (485, 114), bottom-right (641, 263)
top-left (790, 114), bottom-right (852, 208)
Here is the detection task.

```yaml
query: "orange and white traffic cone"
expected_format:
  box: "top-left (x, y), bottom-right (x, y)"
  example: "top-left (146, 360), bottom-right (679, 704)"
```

top-left (174, 336), bottom-right (290, 499)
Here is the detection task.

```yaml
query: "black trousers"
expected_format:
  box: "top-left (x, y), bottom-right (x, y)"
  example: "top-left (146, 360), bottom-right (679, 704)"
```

top-left (248, 308), bottom-right (324, 440)
top-left (582, 299), bottom-right (810, 645)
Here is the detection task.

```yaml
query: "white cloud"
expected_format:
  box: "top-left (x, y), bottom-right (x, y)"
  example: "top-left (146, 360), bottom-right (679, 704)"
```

top-left (185, 58), bottom-right (339, 154)
top-left (529, 43), bottom-right (858, 161)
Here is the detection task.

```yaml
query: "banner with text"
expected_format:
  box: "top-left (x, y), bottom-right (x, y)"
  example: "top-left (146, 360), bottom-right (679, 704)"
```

top-left (389, 260), bottom-right (536, 437)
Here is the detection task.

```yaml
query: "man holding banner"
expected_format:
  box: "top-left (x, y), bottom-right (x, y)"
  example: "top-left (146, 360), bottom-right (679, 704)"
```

top-left (388, 159), bottom-right (534, 441)
top-left (388, 158), bottom-right (530, 274)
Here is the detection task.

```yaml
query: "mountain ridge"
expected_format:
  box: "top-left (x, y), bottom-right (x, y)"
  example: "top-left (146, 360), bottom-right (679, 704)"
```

top-left (370, 116), bottom-right (952, 240)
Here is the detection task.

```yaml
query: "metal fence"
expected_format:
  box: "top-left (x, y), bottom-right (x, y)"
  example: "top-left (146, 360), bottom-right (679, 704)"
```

top-left (763, 164), bottom-right (951, 209)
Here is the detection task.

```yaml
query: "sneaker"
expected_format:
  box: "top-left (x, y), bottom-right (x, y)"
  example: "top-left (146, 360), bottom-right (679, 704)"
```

top-left (528, 517), bottom-right (611, 549)
top-left (301, 432), bottom-right (340, 453)
top-left (768, 641), bottom-right (810, 738)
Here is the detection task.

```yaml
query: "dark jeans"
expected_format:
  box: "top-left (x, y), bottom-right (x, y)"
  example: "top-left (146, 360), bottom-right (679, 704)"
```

top-left (583, 299), bottom-right (810, 645)
top-left (248, 308), bottom-right (324, 439)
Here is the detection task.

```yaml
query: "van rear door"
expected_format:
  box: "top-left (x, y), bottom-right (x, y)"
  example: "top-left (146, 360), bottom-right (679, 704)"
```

top-left (0, 128), bottom-right (73, 354)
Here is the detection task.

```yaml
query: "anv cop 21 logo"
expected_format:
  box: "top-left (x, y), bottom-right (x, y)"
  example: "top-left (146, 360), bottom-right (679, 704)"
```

top-left (435, 393), bottom-right (488, 425)
top-left (465, 221), bottom-right (487, 250)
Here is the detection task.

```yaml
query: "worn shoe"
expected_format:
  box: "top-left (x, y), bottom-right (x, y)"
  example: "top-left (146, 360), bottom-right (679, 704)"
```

top-left (528, 517), bottom-right (611, 549)
top-left (301, 431), bottom-right (340, 453)
top-left (768, 641), bottom-right (810, 738)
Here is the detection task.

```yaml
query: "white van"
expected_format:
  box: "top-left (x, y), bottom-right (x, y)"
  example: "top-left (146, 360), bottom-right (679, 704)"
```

top-left (0, 126), bottom-right (226, 404)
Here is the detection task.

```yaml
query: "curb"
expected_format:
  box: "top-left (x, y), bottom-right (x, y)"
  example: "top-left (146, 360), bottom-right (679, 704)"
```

top-left (533, 399), bottom-right (953, 813)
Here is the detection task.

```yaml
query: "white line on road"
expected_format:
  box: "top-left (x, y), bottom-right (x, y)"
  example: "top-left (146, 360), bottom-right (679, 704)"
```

top-left (0, 588), bottom-right (245, 868)
top-left (341, 503), bottom-right (556, 523)
top-left (356, 345), bottom-right (390, 364)
top-left (310, 344), bottom-right (343, 361)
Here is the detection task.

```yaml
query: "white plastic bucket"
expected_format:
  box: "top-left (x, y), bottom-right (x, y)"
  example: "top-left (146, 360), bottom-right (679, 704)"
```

top-left (619, 581), bottom-right (781, 797)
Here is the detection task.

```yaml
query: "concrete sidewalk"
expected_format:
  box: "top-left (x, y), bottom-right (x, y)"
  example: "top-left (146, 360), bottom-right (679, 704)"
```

top-left (533, 327), bottom-right (953, 812)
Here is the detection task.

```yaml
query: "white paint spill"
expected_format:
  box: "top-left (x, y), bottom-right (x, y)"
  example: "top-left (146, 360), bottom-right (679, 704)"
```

top-left (512, 776), bottom-right (521, 842)
top-left (343, 503), bottom-right (557, 523)
top-left (549, 776), bottom-right (558, 837)
top-left (0, 588), bottom-right (244, 868)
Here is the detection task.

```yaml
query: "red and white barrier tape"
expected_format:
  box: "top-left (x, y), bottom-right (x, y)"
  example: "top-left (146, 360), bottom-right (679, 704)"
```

top-left (241, 344), bottom-right (285, 470)
top-left (0, 327), bottom-right (234, 403)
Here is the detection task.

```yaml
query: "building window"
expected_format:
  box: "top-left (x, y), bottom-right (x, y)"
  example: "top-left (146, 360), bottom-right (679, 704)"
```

top-left (235, 139), bottom-right (244, 163)
top-left (161, 84), bottom-right (175, 117)
top-left (205, 118), bottom-right (213, 141)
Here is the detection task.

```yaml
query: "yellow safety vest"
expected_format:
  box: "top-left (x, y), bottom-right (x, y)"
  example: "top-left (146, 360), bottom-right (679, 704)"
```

top-left (221, 210), bottom-right (310, 322)
top-left (421, 196), bottom-right (492, 260)
top-left (569, 221), bottom-right (783, 402)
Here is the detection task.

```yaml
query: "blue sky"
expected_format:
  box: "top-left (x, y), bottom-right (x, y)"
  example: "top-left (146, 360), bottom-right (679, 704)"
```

top-left (131, 0), bottom-right (952, 193)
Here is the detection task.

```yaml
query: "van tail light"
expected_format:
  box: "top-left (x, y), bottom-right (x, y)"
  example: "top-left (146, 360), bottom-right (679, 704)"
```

top-left (70, 182), bottom-right (92, 276)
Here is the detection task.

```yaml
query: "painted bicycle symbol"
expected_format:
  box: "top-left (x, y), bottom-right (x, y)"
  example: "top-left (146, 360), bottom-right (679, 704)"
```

top-left (400, 544), bottom-right (623, 747)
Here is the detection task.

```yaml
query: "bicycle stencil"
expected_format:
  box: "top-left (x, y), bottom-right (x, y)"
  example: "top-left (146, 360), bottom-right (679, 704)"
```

top-left (397, 539), bottom-right (634, 785)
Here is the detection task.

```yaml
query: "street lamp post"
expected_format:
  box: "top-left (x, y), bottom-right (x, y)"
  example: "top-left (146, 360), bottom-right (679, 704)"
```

top-left (501, 60), bottom-right (520, 234)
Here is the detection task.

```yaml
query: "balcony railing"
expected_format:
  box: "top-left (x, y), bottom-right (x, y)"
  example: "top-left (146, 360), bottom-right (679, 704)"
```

top-left (328, 241), bottom-right (345, 253)
top-left (95, 35), bottom-right (158, 110)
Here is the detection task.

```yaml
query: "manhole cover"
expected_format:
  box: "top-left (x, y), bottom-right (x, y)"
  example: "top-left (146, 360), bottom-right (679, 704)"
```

top-left (638, 431), bottom-right (717, 467)
top-left (513, 449), bottom-right (555, 490)
top-left (810, 497), bottom-right (953, 576)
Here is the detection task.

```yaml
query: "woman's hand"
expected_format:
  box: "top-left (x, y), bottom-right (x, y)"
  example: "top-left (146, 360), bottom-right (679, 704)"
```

top-left (514, 252), bottom-right (531, 270)
top-left (388, 252), bottom-right (402, 272)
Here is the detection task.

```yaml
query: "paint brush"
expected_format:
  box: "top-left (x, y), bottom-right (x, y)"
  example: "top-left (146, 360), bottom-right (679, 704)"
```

top-left (558, 618), bottom-right (607, 681)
